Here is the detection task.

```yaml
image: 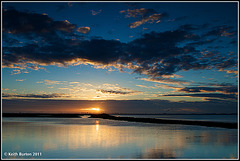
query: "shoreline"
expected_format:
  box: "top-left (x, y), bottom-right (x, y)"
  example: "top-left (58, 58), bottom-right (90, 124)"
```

top-left (90, 114), bottom-right (238, 129)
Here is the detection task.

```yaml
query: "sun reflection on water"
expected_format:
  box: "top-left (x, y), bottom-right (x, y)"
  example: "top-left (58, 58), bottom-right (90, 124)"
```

top-left (96, 120), bottom-right (99, 132)
top-left (2, 118), bottom-right (238, 159)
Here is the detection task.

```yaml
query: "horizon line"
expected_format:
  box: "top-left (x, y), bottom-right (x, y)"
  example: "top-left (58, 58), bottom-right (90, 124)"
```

top-left (2, 112), bottom-right (238, 115)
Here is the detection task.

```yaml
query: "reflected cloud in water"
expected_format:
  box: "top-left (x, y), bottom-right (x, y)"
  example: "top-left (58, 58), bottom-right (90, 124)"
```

top-left (2, 118), bottom-right (238, 159)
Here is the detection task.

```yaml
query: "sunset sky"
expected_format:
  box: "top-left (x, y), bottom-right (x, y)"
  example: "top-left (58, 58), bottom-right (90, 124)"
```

top-left (2, 2), bottom-right (238, 114)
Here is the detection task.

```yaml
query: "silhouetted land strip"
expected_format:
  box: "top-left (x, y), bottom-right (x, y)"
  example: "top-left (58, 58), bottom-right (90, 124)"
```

top-left (90, 114), bottom-right (238, 129)
top-left (2, 113), bottom-right (82, 118)
top-left (3, 113), bottom-right (237, 129)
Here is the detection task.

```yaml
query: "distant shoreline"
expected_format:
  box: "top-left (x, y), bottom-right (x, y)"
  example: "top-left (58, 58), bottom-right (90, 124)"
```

top-left (90, 114), bottom-right (238, 129)
top-left (2, 113), bottom-right (238, 129)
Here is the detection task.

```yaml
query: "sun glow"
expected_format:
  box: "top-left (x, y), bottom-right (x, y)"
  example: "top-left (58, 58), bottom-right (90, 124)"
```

top-left (80, 107), bottom-right (101, 113)
top-left (91, 108), bottom-right (100, 111)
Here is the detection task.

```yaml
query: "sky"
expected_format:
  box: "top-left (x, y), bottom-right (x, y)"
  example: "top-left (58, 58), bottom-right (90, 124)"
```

top-left (1, 1), bottom-right (239, 114)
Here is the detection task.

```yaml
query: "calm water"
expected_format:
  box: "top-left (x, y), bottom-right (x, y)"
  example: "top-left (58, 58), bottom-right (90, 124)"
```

top-left (2, 117), bottom-right (238, 159)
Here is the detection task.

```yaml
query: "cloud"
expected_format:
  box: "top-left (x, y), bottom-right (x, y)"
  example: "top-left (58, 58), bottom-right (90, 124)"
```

top-left (3, 9), bottom-right (76, 34)
top-left (120, 8), bottom-right (168, 28)
top-left (215, 59), bottom-right (237, 69)
top-left (28, 65), bottom-right (46, 71)
top-left (98, 89), bottom-right (133, 95)
top-left (2, 9), bottom-right (237, 79)
top-left (121, 8), bottom-right (157, 18)
top-left (11, 69), bottom-right (21, 75)
top-left (129, 13), bottom-right (167, 28)
top-left (203, 25), bottom-right (237, 38)
top-left (219, 69), bottom-right (238, 75)
top-left (136, 83), bottom-right (181, 91)
top-left (69, 82), bottom-right (80, 84)
top-left (187, 38), bottom-right (217, 46)
top-left (16, 79), bottom-right (26, 82)
top-left (90, 9), bottom-right (102, 15)
top-left (176, 85), bottom-right (238, 95)
top-left (136, 85), bottom-right (157, 89)
top-left (125, 30), bottom-right (210, 77)
top-left (97, 88), bottom-right (142, 95)
top-left (161, 93), bottom-right (237, 100)
top-left (76, 27), bottom-right (90, 34)
top-left (58, 88), bottom-right (69, 90)
top-left (44, 80), bottom-right (62, 85)
top-left (2, 93), bottom-right (70, 99)
top-left (154, 84), bottom-right (181, 90)
top-left (139, 77), bottom-right (189, 85)
top-left (97, 84), bottom-right (145, 98)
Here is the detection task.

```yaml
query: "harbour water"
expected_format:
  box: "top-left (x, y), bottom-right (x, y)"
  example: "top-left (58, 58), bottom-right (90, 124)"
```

top-left (2, 116), bottom-right (238, 159)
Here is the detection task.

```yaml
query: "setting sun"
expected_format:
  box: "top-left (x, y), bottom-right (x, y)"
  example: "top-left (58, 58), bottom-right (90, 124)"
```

top-left (91, 108), bottom-right (100, 111)
top-left (89, 107), bottom-right (101, 113)
top-left (80, 107), bottom-right (101, 113)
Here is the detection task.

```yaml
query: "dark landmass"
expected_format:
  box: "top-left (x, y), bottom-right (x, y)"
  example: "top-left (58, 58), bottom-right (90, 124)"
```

top-left (91, 114), bottom-right (238, 129)
top-left (111, 113), bottom-right (237, 115)
top-left (2, 113), bottom-right (238, 129)
top-left (2, 113), bottom-right (83, 118)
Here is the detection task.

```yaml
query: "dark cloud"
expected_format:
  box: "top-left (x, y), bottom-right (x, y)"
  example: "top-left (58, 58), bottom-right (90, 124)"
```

top-left (3, 9), bottom-right (76, 34)
top-left (178, 24), bottom-right (198, 31)
top-left (3, 38), bottom-right (126, 68)
top-left (2, 33), bottom-right (21, 46)
top-left (127, 30), bottom-right (190, 61)
top-left (98, 89), bottom-right (141, 95)
top-left (2, 93), bottom-right (70, 98)
top-left (187, 38), bottom-right (217, 46)
top-left (123, 29), bottom-right (209, 77)
top-left (229, 40), bottom-right (237, 44)
top-left (215, 59), bottom-right (238, 69)
top-left (2, 9), bottom-right (238, 78)
top-left (177, 85), bottom-right (237, 94)
top-left (203, 25), bottom-right (237, 38)
top-left (161, 93), bottom-right (237, 100)
top-left (174, 16), bottom-right (188, 21)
